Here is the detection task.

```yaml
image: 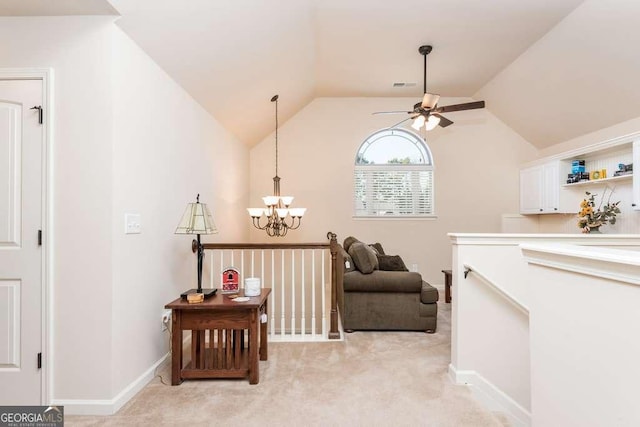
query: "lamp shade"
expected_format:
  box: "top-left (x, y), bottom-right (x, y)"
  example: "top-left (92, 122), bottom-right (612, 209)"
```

top-left (425, 115), bottom-right (441, 131)
top-left (247, 208), bottom-right (265, 218)
top-left (421, 93), bottom-right (440, 109)
top-left (175, 201), bottom-right (218, 235)
top-left (279, 196), bottom-right (294, 206)
top-left (411, 115), bottom-right (426, 130)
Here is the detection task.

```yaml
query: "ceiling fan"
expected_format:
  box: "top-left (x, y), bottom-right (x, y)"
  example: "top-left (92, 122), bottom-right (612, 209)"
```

top-left (374, 45), bottom-right (486, 131)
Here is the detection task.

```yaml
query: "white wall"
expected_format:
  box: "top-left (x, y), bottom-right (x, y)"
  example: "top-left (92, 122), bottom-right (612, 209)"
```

top-left (450, 234), bottom-right (640, 426)
top-left (110, 27), bottom-right (249, 395)
top-left (0, 16), bottom-right (116, 399)
top-left (249, 98), bottom-right (538, 284)
top-left (522, 244), bottom-right (640, 427)
top-left (0, 16), bottom-right (249, 407)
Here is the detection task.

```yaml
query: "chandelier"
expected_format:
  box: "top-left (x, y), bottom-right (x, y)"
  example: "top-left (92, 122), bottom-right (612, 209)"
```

top-left (247, 94), bottom-right (306, 237)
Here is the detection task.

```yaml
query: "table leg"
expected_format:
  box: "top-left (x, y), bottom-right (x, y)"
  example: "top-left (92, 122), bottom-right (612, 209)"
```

top-left (171, 310), bottom-right (182, 385)
top-left (249, 308), bottom-right (259, 384)
top-left (260, 302), bottom-right (268, 361)
top-left (443, 270), bottom-right (452, 303)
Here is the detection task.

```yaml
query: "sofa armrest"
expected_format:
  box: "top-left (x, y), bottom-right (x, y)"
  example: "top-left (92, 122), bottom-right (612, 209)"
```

top-left (421, 281), bottom-right (439, 304)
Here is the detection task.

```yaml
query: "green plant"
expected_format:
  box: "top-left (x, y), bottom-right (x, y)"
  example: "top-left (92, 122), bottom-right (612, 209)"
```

top-left (577, 188), bottom-right (621, 233)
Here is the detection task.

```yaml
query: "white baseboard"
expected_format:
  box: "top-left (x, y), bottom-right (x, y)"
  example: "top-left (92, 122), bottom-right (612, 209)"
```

top-left (448, 364), bottom-right (531, 427)
top-left (52, 353), bottom-right (169, 415)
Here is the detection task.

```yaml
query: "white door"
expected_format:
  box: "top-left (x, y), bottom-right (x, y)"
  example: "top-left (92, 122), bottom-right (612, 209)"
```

top-left (0, 79), bottom-right (43, 404)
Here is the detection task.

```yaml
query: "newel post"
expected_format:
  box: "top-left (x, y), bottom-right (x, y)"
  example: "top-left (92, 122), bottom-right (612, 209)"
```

top-left (327, 231), bottom-right (341, 339)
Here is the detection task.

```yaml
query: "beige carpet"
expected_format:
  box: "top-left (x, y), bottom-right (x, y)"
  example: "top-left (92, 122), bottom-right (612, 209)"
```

top-left (67, 303), bottom-right (508, 426)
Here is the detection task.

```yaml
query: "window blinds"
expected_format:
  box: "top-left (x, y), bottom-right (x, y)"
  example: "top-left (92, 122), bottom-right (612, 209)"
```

top-left (354, 166), bottom-right (433, 217)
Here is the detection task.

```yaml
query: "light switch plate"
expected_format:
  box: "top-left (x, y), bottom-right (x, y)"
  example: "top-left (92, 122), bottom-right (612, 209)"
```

top-left (125, 213), bottom-right (141, 234)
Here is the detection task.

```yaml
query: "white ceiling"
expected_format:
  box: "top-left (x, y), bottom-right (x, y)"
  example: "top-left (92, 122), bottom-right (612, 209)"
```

top-left (8, 1), bottom-right (640, 150)
top-left (0, 0), bottom-right (117, 15)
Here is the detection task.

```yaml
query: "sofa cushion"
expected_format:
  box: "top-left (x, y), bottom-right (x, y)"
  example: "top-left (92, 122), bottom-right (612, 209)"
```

top-left (343, 236), bottom-right (360, 252)
top-left (339, 245), bottom-right (356, 272)
top-left (377, 254), bottom-right (408, 271)
top-left (420, 281), bottom-right (439, 304)
top-left (343, 270), bottom-right (423, 293)
top-left (348, 242), bottom-right (379, 274)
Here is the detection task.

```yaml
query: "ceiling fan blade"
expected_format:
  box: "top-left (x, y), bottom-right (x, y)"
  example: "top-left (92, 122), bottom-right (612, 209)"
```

top-left (433, 113), bottom-right (453, 128)
top-left (436, 100), bottom-right (485, 113)
top-left (421, 93), bottom-right (440, 109)
top-left (389, 116), bottom-right (415, 129)
top-left (372, 111), bottom-right (413, 115)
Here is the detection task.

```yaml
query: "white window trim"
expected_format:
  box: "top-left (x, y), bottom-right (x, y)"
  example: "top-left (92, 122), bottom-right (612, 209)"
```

top-left (353, 129), bottom-right (435, 218)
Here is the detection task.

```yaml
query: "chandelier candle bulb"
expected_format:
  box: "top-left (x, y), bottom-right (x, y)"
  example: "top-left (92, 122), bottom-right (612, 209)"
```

top-left (247, 208), bottom-right (265, 218)
top-left (289, 208), bottom-right (306, 217)
top-left (263, 196), bottom-right (279, 206)
top-left (280, 196), bottom-right (294, 206)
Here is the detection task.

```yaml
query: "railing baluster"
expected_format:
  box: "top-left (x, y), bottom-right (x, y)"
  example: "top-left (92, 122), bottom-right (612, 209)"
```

top-left (220, 251), bottom-right (224, 289)
top-left (301, 249), bottom-right (306, 339)
top-left (312, 249), bottom-right (316, 338)
top-left (271, 249), bottom-right (275, 337)
top-left (240, 251), bottom-right (244, 289)
top-left (261, 250), bottom-right (265, 288)
top-left (210, 249), bottom-right (214, 289)
top-left (281, 249), bottom-right (285, 338)
top-left (322, 249), bottom-right (326, 337)
top-left (291, 249), bottom-right (296, 338)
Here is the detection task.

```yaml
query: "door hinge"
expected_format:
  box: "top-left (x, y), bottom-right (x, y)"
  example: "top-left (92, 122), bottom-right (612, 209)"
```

top-left (38, 230), bottom-right (42, 246)
top-left (30, 105), bottom-right (43, 124)
top-left (37, 352), bottom-right (42, 369)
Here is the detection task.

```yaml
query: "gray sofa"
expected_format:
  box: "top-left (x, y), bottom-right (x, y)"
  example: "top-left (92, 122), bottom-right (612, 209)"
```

top-left (336, 237), bottom-right (438, 333)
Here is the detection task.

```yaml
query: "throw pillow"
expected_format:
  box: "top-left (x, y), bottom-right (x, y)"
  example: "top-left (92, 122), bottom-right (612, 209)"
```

top-left (370, 242), bottom-right (385, 255)
top-left (377, 254), bottom-right (409, 271)
top-left (348, 242), bottom-right (379, 274)
top-left (343, 236), bottom-right (361, 252)
top-left (339, 245), bottom-right (356, 272)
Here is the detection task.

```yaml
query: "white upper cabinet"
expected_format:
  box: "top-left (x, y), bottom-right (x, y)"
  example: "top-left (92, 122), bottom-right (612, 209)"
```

top-left (520, 161), bottom-right (567, 214)
top-left (520, 135), bottom-right (638, 215)
top-left (520, 165), bottom-right (544, 214)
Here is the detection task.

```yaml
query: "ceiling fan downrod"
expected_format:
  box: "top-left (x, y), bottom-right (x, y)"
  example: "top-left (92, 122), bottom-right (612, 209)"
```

top-left (418, 45), bottom-right (432, 95)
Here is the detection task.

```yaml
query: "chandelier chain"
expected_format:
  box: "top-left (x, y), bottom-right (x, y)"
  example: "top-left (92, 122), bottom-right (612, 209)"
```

top-left (273, 95), bottom-right (278, 177)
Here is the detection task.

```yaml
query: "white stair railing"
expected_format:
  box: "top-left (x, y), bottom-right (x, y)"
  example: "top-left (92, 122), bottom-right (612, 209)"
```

top-left (199, 235), bottom-right (340, 342)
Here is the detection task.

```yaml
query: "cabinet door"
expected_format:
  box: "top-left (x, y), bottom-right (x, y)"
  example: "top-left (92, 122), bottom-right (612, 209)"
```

top-left (633, 140), bottom-right (640, 211)
top-left (543, 162), bottom-right (560, 212)
top-left (520, 165), bottom-right (544, 214)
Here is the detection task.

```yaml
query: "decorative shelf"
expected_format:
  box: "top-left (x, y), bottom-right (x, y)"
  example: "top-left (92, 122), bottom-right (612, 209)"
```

top-left (562, 174), bottom-right (632, 187)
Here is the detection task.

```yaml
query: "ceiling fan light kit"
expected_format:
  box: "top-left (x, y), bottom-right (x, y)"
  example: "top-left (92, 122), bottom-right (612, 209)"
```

top-left (373, 45), bottom-right (486, 132)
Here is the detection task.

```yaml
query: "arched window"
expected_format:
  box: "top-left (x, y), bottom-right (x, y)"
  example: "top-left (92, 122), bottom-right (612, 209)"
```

top-left (354, 128), bottom-right (434, 217)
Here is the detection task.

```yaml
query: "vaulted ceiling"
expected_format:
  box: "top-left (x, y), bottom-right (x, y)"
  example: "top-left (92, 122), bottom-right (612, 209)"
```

top-left (5, 1), bottom-right (640, 150)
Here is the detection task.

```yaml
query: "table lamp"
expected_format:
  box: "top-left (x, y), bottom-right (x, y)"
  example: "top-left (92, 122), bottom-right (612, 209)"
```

top-left (175, 194), bottom-right (218, 298)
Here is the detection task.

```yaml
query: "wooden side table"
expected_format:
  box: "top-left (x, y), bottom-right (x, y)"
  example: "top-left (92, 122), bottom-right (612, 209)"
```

top-left (165, 288), bottom-right (271, 385)
top-left (442, 270), bottom-right (452, 303)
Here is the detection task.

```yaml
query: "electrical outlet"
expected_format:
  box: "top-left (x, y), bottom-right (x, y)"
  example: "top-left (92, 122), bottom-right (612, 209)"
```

top-left (161, 310), bottom-right (172, 331)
